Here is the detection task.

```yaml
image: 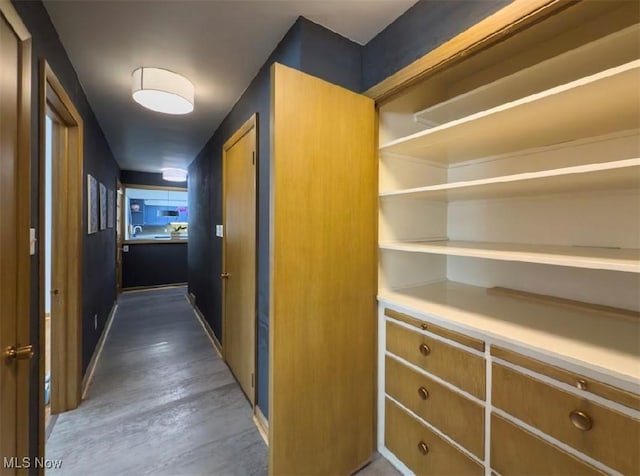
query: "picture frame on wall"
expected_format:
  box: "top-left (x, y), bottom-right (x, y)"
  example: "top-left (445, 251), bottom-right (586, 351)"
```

top-left (87, 174), bottom-right (98, 234)
top-left (99, 182), bottom-right (107, 230)
top-left (107, 189), bottom-right (115, 228)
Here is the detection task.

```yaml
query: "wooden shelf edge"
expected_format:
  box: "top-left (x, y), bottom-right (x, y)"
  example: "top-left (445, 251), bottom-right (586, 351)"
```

top-left (379, 241), bottom-right (640, 273)
top-left (379, 158), bottom-right (640, 199)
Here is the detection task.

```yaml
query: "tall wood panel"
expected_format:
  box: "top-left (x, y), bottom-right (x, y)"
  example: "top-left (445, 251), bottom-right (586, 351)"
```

top-left (269, 63), bottom-right (376, 475)
top-left (0, 1), bottom-right (32, 467)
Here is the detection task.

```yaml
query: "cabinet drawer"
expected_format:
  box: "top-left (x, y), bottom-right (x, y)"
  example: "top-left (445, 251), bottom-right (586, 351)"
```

top-left (491, 345), bottom-right (640, 411)
top-left (386, 320), bottom-right (485, 399)
top-left (384, 308), bottom-right (485, 352)
top-left (385, 398), bottom-right (483, 476)
top-left (491, 413), bottom-right (604, 475)
top-left (386, 356), bottom-right (484, 458)
top-left (492, 363), bottom-right (640, 474)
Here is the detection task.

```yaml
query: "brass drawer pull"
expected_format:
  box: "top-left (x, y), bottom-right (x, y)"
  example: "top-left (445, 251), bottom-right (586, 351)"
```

top-left (569, 410), bottom-right (593, 431)
top-left (576, 379), bottom-right (588, 391)
top-left (420, 323), bottom-right (428, 330)
top-left (418, 386), bottom-right (429, 400)
top-left (417, 441), bottom-right (429, 455)
top-left (419, 343), bottom-right (431, 356)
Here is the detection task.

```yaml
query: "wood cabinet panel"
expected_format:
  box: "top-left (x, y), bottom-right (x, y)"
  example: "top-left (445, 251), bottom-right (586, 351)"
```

top-left (385, 398), bottom-right (483, 476)
top-left (492, 363), bottom-right (640, 474)
top-left (386, 320), bottom-right (485, 399)
top-left (269, 63), bottom-right (376, 476)
top-left (491, 345), bottom-right (640, 411)
top-left (386, 356), bottom-right (484, 458)
top-left (491, 413), bottom-right (604, 476)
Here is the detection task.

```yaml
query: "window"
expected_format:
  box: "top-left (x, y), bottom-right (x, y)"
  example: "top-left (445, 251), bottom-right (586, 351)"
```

top-left (124, 187), bottom-right (188, 241)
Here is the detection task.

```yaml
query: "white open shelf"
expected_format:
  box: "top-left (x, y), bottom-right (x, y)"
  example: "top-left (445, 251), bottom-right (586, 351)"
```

top-left (379, 241), bottom-right (640, 273)
top-left (378, 281), bottom-right (640, 382)
top-left (413, 25), bottom-right (640, 128)
top-left (380, 158), bottom-right (640, 201)
top-left (380, 61), bottom-right (640, 164)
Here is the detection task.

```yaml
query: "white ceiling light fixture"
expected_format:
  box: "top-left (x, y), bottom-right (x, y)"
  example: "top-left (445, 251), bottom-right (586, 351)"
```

top-left (132, 67), bottom-right (194, 115)
top-left (162, 168), bottom-right (188, 182)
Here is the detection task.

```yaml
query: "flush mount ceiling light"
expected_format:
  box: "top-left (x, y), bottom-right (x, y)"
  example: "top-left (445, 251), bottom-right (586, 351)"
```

top-left (162, 168), bottom-right (188, 182)
top-left (131, 67), bottom-right (194, 115)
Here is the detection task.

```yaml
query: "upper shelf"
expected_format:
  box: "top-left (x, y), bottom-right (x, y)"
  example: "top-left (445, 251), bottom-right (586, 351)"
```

top-left (380, 61), bottom-right (640, 164)
top-left (380, 158), bottom-right (640, 200)
top-left (414, 25), bottom-right (640, 128)
top-left (379, 240), bottom-right (640, 273)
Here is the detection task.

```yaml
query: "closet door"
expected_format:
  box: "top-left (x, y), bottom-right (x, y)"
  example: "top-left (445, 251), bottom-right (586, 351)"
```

top-left (269, 63), bottom-right (376, 475)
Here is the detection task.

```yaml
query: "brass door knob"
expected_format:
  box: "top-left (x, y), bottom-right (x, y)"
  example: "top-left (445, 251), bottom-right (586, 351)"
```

top-left (417, 441), bottom-right (429, 455)
top-left (419, 343), bottom-right (430, 356)
top-left (569, 410), bottom-right (592, 431)
top-left (418, 387), bottom-right (429, 400)
top-left (5, 345), bottom-right (34, 362)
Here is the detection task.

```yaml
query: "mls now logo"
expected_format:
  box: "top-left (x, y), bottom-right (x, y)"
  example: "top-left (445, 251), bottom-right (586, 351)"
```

top-left (3, 457), bottom-right (63, 469)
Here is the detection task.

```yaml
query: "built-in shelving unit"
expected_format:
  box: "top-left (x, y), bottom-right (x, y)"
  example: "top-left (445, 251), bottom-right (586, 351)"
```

top-left (377, 4), bottom-right (640, 475)
top-left (378, 2), bottom-right (640, 382)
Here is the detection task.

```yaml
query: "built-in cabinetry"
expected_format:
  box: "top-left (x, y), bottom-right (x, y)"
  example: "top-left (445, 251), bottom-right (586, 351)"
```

top-left (377, 2), bottom-right (640, 474)
top-left (269, 63), bottom-right (376, 475)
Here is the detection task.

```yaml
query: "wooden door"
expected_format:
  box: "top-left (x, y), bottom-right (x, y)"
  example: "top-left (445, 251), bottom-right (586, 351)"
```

top-left (0, 2), bottom-right (32, 468)
top-left (222, 115), bottom-right (257, 404)
top-left (269, 64), bottom-right (377, 475)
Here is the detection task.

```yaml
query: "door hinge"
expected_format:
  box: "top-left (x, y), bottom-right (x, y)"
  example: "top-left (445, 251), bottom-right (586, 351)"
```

top-left (251, 372), bottom-right (255, 388)
top-left (252, 151), bottom-right (255, 165)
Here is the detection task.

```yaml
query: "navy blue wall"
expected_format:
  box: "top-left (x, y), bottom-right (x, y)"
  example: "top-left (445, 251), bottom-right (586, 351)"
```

top-left (11, 0), bottom-right (120, 460)
top-left (362, 0), bottom-right (509, 91)
top-left (188, 18), bottom-right (303, 417)
top-left (189, 1), bottom-right (516, 421)
top-left (122, 243), bottom-right (188, 288)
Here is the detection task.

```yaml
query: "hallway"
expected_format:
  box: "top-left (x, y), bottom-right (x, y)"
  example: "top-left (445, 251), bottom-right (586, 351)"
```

top-left (46, 287), bottom-right (268, 475)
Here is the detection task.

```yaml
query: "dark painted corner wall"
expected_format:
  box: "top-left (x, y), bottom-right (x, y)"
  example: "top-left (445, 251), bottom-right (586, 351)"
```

top-left (362, 0), bottom-right (510, 91)
top-left (12, 0), bottom-right (119, 459)
top-left (188, 17), bottom-right (363, 417)
top-left (189, 1), bottom-right (514, 420)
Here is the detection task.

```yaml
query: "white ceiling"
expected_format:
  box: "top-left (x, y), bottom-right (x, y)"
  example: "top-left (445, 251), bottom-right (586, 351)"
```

top-left (43, 0), bottom-right (417, 173)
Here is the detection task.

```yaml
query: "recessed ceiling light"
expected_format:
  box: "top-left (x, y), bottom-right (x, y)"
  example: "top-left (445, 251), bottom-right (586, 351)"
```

top-left (161, 168), bottom-right (188, 182)
top-left (132, 67), bottom-right (194, 115)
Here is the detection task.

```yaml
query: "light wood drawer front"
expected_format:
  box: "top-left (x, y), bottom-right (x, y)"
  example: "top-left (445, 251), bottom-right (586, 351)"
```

top-left (491, 413), bottom-right (604, 476)
top-left (386, 320), bottom-right (485, 399)
top-left (492, 345), bottom-right (640, 411)
top-left (385, 398), bottom-right (483, 476)
top-left (492, 363), bottom-right (640, 474)
top-left (385, 356), bottom-right (484, 458)
top-left (384, 308), bottom-right (485, 352)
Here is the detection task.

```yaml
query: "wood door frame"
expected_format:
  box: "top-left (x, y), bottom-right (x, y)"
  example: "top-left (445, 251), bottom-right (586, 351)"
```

top-left (37, 60), bottom-right (83, 452)
top-left (221, 113), bottom-right (258, 406)
top-left (116, 180), bottom-right (123, 295)
top-left (0, 0), bottom-right (32, 462)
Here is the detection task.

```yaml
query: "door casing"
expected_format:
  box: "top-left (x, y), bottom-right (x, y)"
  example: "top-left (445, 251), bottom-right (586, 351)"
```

top-left (38, 60), bottom-right (84, 454)
top-left (222, 114), bottom-right (258, 406)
